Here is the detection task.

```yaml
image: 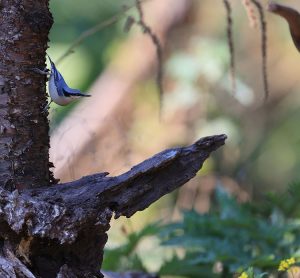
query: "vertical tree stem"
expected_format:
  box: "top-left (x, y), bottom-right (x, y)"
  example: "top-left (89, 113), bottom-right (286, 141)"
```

top-left (0, 0), bottom-right (54, 190)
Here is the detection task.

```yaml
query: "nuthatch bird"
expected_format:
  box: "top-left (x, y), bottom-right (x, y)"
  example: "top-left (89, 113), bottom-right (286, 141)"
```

top-left (33, 55), bottom-right (91, 110)
top-left (47, 55), bottom-right (91, 106)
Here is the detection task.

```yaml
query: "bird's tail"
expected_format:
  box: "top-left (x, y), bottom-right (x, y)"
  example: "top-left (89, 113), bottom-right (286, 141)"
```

top-left (63, 91), bottom-right (91, 97)
top-left (75, 93), bottom-right (91, 97)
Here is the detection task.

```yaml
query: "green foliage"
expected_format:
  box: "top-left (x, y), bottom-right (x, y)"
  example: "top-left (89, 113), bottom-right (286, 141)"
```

top-left (102, 222), bottom-right (161, 272)
top-left (103, 183), bottom-right (300, 277)
top-left (238, 267), bottom-right (268, 278)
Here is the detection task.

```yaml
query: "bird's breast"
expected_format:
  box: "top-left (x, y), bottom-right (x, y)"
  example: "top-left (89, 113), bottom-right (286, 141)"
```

top-left (48, 75), bottom-right (73, 106)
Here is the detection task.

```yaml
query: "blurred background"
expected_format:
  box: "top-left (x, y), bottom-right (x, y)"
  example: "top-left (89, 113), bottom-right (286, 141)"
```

top-left (48, 0), bottom-right (300, 274)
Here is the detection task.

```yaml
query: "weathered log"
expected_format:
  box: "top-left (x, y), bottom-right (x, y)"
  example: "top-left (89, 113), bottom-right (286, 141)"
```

top-left (0, 134), bottom-right (226, 278)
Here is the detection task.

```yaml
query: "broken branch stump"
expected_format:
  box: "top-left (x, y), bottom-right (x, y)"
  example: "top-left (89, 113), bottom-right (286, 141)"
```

top-left (0, 134), bottom-right (226, 278)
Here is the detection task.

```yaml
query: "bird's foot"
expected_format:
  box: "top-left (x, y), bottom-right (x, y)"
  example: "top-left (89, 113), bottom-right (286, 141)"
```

top-left (31, 67), bottom-right (50, 76)
top-left (42, 100), bottom-right (52, 114)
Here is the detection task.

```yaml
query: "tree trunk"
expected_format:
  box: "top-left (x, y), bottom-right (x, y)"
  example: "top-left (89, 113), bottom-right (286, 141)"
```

top-left (0, 0), bottom-right (54, 191)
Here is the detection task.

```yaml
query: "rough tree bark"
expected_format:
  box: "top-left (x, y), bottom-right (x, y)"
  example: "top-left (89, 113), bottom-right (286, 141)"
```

top-left (0, 1), bottom-right (227, 278)
top-left (0, 0), bottom-right (55, 190)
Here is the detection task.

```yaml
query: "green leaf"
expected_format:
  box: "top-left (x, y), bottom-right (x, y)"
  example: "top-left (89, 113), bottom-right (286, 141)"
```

top-left (159, 256), bottom-right (219, 278)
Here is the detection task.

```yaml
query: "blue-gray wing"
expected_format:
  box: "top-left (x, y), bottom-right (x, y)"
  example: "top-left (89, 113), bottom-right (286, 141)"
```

top-left (56, 75), bottom-right (69, 96)
top-left (62, 85), bottom-right (91, 97)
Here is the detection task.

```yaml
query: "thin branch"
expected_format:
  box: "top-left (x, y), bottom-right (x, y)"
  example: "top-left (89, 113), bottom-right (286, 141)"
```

top-left (242, 0), bottom-right (258, 28)
top-left (135, 0), bottom-right (164, 116)
top-left (223, 0), bottom-right (236, 95)
top-left (56, 1), bottom-right (150, 65)
top-left (250, 0), bottom-right (269, 101)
